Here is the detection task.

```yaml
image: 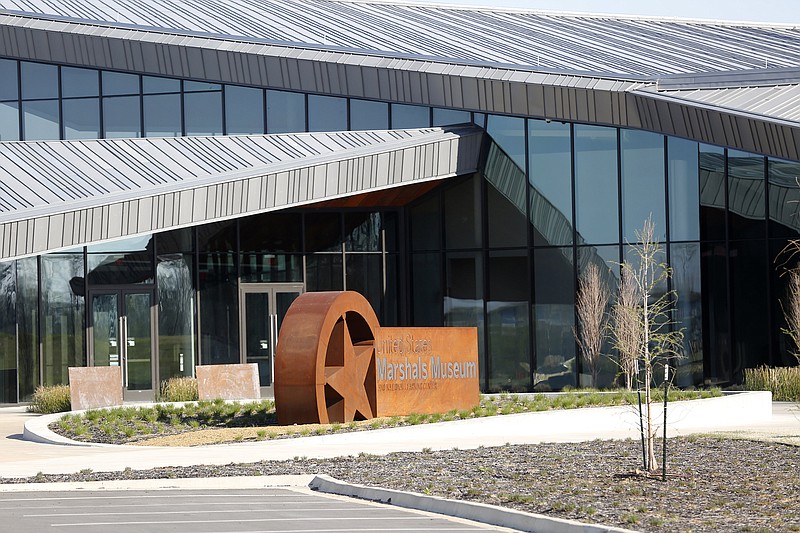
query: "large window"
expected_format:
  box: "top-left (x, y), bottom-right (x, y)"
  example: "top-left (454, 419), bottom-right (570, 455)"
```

top-left (574, 124), bottom-right (618, 245)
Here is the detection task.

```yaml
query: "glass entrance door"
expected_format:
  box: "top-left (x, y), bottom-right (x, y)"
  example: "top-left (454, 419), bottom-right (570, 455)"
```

top-left (90, 289), bottom-right (155, 401)
top-left (239, 284), bottom-right (303, 388)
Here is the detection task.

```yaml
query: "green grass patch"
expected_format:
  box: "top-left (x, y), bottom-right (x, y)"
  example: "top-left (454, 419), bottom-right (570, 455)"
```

top-left (27, 385), bottom-right (71, 414)
top-left (744, 366), bottom-right (800, 401)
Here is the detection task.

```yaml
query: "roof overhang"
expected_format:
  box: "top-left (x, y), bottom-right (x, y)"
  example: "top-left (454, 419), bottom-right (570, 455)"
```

top-left (0, 126), bottom-right (483, 261)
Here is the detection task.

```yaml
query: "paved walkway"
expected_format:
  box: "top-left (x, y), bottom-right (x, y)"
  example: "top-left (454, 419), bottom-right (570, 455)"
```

top-left (0, 396), bottom-right (797, 479)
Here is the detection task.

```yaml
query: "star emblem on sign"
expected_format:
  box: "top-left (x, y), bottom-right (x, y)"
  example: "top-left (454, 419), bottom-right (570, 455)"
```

top-left (323, 315), bottom-right (376, 422)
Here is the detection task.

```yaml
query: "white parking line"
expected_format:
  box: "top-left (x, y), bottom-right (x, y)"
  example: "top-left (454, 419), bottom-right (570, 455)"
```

top-left (51, 516), bottom-right (446, 527)
top-left (28, 507), bottom-right (386, 517)
top-left (5, 501), bottom-right (344, 510)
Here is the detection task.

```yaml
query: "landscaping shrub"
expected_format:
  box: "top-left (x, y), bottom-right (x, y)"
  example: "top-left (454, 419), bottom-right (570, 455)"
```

top-left (27, 384), bottom-right (71, 414)
top-left (159, 377), bottom-right (198, 402)
top-left (744, 366), bottom-right (800, 401)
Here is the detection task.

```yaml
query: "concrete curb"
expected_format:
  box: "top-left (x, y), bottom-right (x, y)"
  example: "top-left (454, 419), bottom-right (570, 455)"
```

top-left (0, 474), bottom-right (315, 492)
top-left (310, 474), bottom-right (637, 533)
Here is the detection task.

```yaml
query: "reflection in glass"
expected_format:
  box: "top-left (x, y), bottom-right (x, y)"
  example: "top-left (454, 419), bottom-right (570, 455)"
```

top-left (91, 293), bottom-right (117, 368)
top-left (728, 150), bottom-right (766, 240)
top-left (0, 262), bottom-right (16, 403)
top-left (350, 99), bottom-right (388, 130)
top-left (668, 137), bottom-right (700, 241)
top-left (444, 176), bottom-right (481, 249)
top-left (0, 102), bottom-right (20, 141)
top-left (730, 239), bottom-right (768, 383)
top-left (346, 254), bottom-right (383, 319)
top-left (102, 71), bottom-right (139, 96)
top-left (621, 129), bottom-right (665, 242)
top-left (410, 195), bottom-right (441, 251)
top-left (701, 241), bottom-right (730, 384)
top-left (184, 81), bottom-right (220, 92)
top-left (345, 213), bottom-right (381, 252)
top-left (771, 240), bottom-right (799, 366)
top-left (308, 95), bottom-right (347, 132)
top-left (487, 251), bottom-right (530, 392)
top-left (156, 229), bottom-right (196, 381)
top-left (305, 213), bottom-right (342, 253)
top-left (21, 62), bottom-right (58, 99)
top-left (41, 255), bottom-right (85, 386)
top-left (240, 213), bottom-right (303, 282)
top-left (574, 124), bottom-right (618, 245)
top-left (103, 96), bottom-right (141, 138)
top-left (124, 292), bottom-right (153, 390)
top-left (433, 108), bottom-right (470, 126)
top-left (0, 59), bottom-right (18, 100)
top-left (533, 247), bottom-right (576, 390)
top-left (85, 237), bottom-right (154, 286)
top-left (144, 93), bottom-right (181, 137)
top-left (225, 85), bottom-right (264, 134)
top-left (768, 158), bottom-right (800, 239)
top-left (391, 104), bottom-right (430, 129)
top-left (486, 115), bottom-right (525, 170)
top-left (529, 119), bottom-right (572, 246)
top-left (63, 98), bottom-right (100, 139)
top-left (22, 100), bottom-right (59, 140)
top-left (306, 254), bottom-right (343, 291)
top-left (699, 144), bottom-right (725, 241)
top-left (411, 253), bottom-right (442, 326)
top-left (61, 67), bottom-right (99, 98)
top-left (244, 292), bottom-right (271, 386)
top-left (445, 252), bottom-right (485, 380)
top-left (267, 90), bottom-right (305, 133)
top-left (185, 91), bottom-right (223, 135)
top-left (16, 257), bottom-right (38, 400)
top-left (198, 222), bottom-right (239, 364)
top-left (670, 243), bottom-right (703, 387)
top-left (485, 139), bottom-right (527, 248)
top-left (143, 76), bottom-right (180, 94)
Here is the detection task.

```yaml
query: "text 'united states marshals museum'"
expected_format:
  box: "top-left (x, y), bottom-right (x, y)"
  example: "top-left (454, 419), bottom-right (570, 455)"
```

top-left (1, 0), bottom-right (799, 403)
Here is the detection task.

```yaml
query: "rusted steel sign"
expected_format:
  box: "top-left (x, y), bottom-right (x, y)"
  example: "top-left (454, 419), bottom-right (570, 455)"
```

top-left (274, 291), bottom-right (479, 424)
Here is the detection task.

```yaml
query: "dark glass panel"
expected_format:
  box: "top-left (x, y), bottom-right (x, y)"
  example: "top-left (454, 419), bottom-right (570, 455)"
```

top-left (729, 239), bottom-right (768, 382)
top-left (0, 102), bottom-right (20, 141)
top-left (22, 100), bottom-right (59, 140)
top-left (143, 76), bottom-right (180, 94)
top-left (574, 124), bottom-right (618, 245)
top-left (384, 253), bottom-right (399, 325)
top-left (444, 252), bottom-right (485, 380)
top-left (63, 98), bottom-right (100, 140)
top-left (61, 67), bottom-right (99, 98)
top-left (391, 103), bottom-right (430, 129)
top-left (124, 291), bottom-right (153, 390)
top-left (308, 95), bottom-right (347, 132)
top-left (346, 254), bottom-right (383, 318)
top-left (411, 253), bottom-right (442, 326)
top-left (528, 119), bottom-right (572, 246)
top-left (243, 292), bottom-right (272, 386)
top-left (768, 158), bottom-right (800, 239)
top-left (21, 62), bottom-right (58, 99)
top-left (103, 96), bottom-right (141, 138)
top-left (410, 194), bottom-right (441, 251)
top-left (305, 213), bottom-right (342, 253)
top-left (197, 221), bottom-right (239, 364)
top-left (345, 212), bottom-right (381, 252)
top-left (41, 255), bottom-right (85, 386)
top-left (699, 144), bottom-right (726, 241)
top-left (225, 85), bottom-right (264, 134)
top-left (533, 247), bottom-right (576, 391)
top-left (85, 236), bottom-right (154, 286)
top-left (771, 240), bottom-right (800, 367)
top-left (668, 137), bottom-right (700, 241)
top-left (384, 211), bottom-right (399, 252)
top-left (473, 113), bottom-right (486, 127)
top-left (670, 243), bottom-right (704, 387)
top-left (0, 59), bottom-right (18, 100)
top-left (267, 90), bottom-right (305, 133)
top-left (185, 90), bottom-right (222, 135)
top-left (306, 254), bottom-right (343, 291)
top-left (433, 108), bottom-right (470, 126)
top-left (485, 141), bottom-right (527, 248)
top-left (102, 71), bottom-right (139, 96)
top-left (621, 129), bottom-right (665, 242)
top-left (240, 213), bottom-right (303, 282)
top-left (486, 114), bottom-right (525, 170)
top-left (444, 175), bottom-right (481, 249)
top-left (350, 99), bottom-right (388, 130)
top-left (0, 262), bottom-right (16, 403)
top-left (487, 251), bottom-right (530, 392)
top-left (144, 93), bottom-right (181, 137)
top-left (156, 229), bottom-right (196, 381)
top-left (577, 245), bottom-right (619, 388)
top-left (701, 241), bottom-right (730, 385)
top-left (728, 150), bottom-right (766, 240)
top-left (16, 257), bottom-right (38, 400)
top-left (184, 81), bottom-right (220, 92)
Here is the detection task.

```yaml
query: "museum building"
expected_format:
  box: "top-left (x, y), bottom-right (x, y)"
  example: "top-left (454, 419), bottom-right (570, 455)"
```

top-left (1, 0), bottom-right (800, 402)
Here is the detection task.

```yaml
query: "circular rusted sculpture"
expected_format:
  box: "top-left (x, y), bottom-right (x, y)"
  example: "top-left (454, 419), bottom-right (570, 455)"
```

top-left (274, 291), bottom-right (379, 425)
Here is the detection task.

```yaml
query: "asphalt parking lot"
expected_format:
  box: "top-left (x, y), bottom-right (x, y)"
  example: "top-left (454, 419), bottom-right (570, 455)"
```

top-left (0, 487), bottom-right (504, 532)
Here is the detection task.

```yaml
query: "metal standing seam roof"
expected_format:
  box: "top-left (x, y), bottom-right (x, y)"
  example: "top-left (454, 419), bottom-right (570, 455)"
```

top-left (0, 0), bottom-right (799, 77)
top-left (0, 126), bottom-right (484, 260)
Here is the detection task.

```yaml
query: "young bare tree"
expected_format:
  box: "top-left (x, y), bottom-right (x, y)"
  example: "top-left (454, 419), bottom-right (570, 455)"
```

top-left (610, 270), bottom-right (640, 391)
top-left (615, 216), bottom-right (684, 473)
top-left (782, 268), bottom-right (800, 364)
top-left (574, 263), bottom-right (609, 388)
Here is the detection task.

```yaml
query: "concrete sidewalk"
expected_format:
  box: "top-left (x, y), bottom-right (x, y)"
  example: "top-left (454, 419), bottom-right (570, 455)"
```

top-left (0, 392), bottom-right (794, 479)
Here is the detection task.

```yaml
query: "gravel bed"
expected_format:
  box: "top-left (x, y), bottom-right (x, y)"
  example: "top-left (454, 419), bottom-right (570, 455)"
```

top-left (2, 437), bottom-right (798, 532)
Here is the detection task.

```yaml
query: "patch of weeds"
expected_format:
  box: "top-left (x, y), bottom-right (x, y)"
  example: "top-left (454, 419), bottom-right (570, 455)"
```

top-left (622, 513), bottom-right (640, 525)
